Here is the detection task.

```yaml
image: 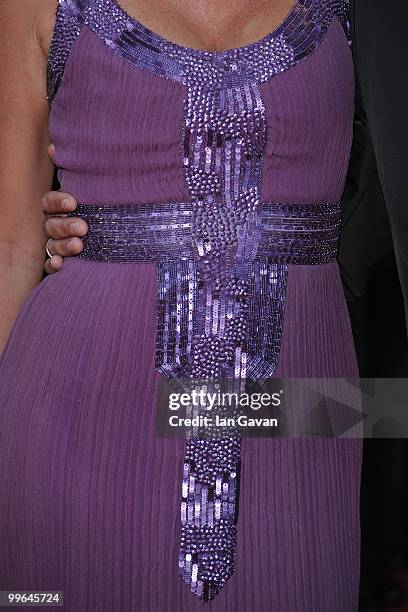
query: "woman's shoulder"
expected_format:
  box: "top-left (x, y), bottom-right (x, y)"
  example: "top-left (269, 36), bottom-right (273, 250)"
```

top-left (0, 0), bottom-right (56, 44)
top-left (0, 0), bottom-right (58, 73)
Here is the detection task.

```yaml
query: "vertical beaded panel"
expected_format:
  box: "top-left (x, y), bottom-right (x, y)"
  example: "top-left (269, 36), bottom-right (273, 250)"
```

top-left (169, 42), bottom-right (287, 601)
top-left (47, 0), bottom-right (84, 104)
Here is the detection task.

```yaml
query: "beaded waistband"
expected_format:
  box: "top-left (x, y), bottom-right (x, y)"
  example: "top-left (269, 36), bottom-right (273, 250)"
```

top-left (70, 200), bottom-right (341, 265)
top-left (70, 200), bottom-right (341, 381)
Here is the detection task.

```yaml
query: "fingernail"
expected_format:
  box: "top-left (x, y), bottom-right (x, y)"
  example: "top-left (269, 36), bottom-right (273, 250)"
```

top-left (67, 239), bottom-right (78, 252)
top-left (70, 222), bottom-right (83, 234)
top-left (62, 198), bottom-right (73, 210)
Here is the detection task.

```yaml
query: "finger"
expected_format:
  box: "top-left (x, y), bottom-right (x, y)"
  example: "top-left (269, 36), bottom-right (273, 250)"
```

top-left (50, 237), bottom-right (84, 257)
top-left (42, 191), bottom-right (78, 214)
top-left (47, 143), bottom-right (56, 164)
top-left (44, 216), bottom-right (88, 240)
top-left (44, 255), bottom-right (63, 274)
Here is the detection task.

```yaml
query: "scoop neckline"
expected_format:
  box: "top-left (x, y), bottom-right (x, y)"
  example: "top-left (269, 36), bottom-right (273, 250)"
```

top-left (109, 0), bottom-right (301, 57)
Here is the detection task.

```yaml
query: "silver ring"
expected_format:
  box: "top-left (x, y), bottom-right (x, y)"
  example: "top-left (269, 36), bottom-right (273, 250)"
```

top-left (46, 238), bottom-right (54, 258)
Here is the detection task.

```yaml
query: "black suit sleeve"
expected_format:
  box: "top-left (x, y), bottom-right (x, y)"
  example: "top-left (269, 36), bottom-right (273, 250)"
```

top-left (349, 0), bottom-right (408, 331)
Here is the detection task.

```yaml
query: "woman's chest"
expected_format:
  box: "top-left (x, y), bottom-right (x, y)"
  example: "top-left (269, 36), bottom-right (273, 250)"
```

top-left (114, 0), bottom-right (297, 52)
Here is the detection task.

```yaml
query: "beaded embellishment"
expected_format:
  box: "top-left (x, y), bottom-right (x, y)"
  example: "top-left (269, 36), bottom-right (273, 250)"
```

top-left (73, 201), bottom-right (341, 382)
top-left (47, 0), bottom-right (351, 104)
top-left (48, 0), bottom-right (348, 601)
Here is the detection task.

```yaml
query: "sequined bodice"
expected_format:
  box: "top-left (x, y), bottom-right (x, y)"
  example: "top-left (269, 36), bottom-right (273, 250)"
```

top-left (47, 0), bottom-right (353, 207)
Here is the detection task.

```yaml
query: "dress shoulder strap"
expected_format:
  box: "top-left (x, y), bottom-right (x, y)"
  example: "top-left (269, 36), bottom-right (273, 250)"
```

top-left (47, 0), bottom-right (85, 104)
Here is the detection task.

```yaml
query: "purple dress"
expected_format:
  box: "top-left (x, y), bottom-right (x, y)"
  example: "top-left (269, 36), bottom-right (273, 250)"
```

top-left (0, 0), bottom-right (362, 610)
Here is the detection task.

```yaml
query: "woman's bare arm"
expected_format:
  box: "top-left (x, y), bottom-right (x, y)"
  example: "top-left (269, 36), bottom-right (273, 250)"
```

top-left (0, 0), bottom-right (55, 353)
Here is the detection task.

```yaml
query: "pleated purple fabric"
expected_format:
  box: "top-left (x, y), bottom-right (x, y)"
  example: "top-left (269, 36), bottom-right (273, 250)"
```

top-left (0, 9), bottom-right (362, 612)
